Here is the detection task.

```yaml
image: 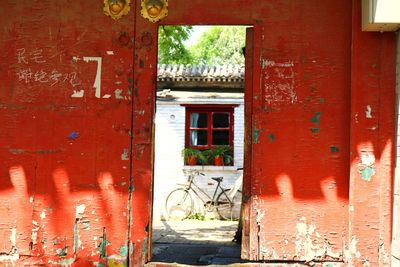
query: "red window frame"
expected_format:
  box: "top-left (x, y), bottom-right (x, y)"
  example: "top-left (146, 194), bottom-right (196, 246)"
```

top-left (182, 104), bottom-right (237, 150)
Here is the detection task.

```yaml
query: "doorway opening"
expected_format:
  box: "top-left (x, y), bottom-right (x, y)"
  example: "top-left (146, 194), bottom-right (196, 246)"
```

top-left (150, 25), bottom-right (251, 265)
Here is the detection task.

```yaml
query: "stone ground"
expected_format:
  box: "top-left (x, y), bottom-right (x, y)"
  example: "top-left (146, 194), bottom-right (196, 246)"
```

top-left (150, 219), bottom-right (244, 265)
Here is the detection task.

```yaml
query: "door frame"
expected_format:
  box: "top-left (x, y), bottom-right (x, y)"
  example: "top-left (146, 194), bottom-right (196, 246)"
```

top-left (145, 24), bottom-right (257, 263)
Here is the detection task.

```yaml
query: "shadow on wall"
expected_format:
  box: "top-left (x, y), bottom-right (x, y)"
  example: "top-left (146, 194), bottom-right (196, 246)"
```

top-left (1, 164), bottom-right (130, 265)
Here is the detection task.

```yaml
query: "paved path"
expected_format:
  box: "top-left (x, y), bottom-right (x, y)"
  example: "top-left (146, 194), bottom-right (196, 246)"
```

top-left (151, 219), bottom-right (244, 265)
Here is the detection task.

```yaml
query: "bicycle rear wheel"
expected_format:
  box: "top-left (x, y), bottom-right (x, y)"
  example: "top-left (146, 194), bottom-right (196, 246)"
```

top-left (216, 189), bottom-right (242, 220)
top-left (165, 188), bottom-right (193, 220)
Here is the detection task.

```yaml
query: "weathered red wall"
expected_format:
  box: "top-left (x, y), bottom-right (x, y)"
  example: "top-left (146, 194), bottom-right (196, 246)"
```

top-left (0, 1), bottom-right (135, 266)
top-left (0, 0), bottom-right (396, 266)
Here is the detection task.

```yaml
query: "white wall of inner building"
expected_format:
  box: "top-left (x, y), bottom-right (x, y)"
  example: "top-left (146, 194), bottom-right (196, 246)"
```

top-left (153, 96), bottom-right (244, 220)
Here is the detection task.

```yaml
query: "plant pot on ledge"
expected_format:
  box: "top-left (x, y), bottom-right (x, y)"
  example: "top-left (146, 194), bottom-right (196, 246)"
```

top-left (187, 155), bottom-right (198, 166)
top-left (209, 145), bottom-right (233, 166)
top-left (214, 155), bottom-right (224, 166)
top-left (182, 147), bottom-right (205, 166)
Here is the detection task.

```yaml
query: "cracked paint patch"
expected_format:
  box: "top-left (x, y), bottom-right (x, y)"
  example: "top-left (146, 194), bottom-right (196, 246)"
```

top-left (73, 219), bottom-right (81, 254)
top-left (0, 228), bottom-right (20, 262)
top-left (71, 89), bottom-right (84, 98)
top-left (99, 228), bottom-right (110, 258)
top-left (365, 105), bottom-right (372, 119)
top-left (75, 204), bottom-right (86, 218)
top-left (48, 258), bottom-right (75, 266)
top-left (268, 133), bottom-right (275, 142)
top-left (56, 247), bottom-right (68, 257)
top-left (31, 220), bottom-right (39, 248)
top-left (0, 228), bottom-right (19, 262)
top-left (359, 166), bottom-right (375, 181)
top-left (40, 210), bottom-right (46, 220)
top-left (119, 245), bottom-right (128, 257)
top-left (121, 149), bottom-right (129, 161)
top-left (344, 235), bottom-right (361, 261)
top-left (295, 217), bottom-right (341, 262)
top-left (330, 146), bottom-right (339, 153)
top-left (310, 112), bottom-right (321, 125)
top-left (253, 127), bottom-right (261, 144)
top-left (115, 89), bottom-right (124, 99)
top-left (358, 152), bottom-right (376, 181)
top-left (310, 112), bottom-right (321, 134)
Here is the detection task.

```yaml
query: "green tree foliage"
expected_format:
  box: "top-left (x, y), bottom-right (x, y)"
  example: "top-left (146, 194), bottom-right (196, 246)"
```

top-left (158, 26), bottom-right (193, 65)
top-left (189, 26), bottom-right (246, 65)
top-left (157, 26), bottom-right (246, 65)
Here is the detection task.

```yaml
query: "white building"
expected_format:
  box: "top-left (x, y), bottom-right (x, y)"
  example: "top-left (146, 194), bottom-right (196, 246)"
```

top-left (153, 64), bottom-right (245, 220)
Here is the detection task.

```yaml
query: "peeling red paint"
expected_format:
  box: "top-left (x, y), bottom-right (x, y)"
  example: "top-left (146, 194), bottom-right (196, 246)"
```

top-left (0, 0), bottom-right (396, 266)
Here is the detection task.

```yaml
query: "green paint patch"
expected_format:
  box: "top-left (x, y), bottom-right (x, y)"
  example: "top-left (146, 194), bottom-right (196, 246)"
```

top-left (56, 247), bottom-right (68, 257)
top-left (253, 128), bottom-right (261, 144)
top-left (129, 184), bottom-right (135, 192)
top-left (359, 166), bottom-right (375, 181)
top-left (330, 146), bottom-right (339, 153)
top-left (268, 133), bottom-right (275, 142)
top-left (310, 128), bottom-right (320, 133)
top-left (142, 237), bottom-right (148, 255)
top-left (310, 112), bottom-right (321, 126)
top-left (119, 245), bottom-right (128, 257)
top-left (319, 98), bottom-right (325, 103)
top-left (98, 236), bottom-right (110, 258)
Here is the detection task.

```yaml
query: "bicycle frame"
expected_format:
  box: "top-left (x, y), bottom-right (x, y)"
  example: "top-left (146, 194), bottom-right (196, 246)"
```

top-left (181, 171), bottom-right (232, 208)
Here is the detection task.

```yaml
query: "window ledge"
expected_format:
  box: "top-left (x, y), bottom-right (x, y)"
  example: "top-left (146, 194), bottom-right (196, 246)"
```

top-left (183, 165), bottom-right (239, 172)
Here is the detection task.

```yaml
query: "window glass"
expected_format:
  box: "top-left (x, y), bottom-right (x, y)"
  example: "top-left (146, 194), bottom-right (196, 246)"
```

top-left (190, 130), bottom-right (208, 146)
top-left (190, 113), bottom-right (208, 128)
top-left (212, 130), bottom-right (230, 145)
top-left (212, 113), bottom-right (230, 128)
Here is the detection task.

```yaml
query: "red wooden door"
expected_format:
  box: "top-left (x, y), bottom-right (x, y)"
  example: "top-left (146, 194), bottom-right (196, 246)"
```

top-left (245, 21), bottom-right (351, 263)
top-left (241, 24), bottom-right (350, 263)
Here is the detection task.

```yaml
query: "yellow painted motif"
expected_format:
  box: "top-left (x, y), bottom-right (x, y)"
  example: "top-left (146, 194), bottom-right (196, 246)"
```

top-left (108, 259), bottom-right (126, 267)
top-left (104, 0), bottom-right (131, 20)
top-left (141, 0), bottom-right (168, 23)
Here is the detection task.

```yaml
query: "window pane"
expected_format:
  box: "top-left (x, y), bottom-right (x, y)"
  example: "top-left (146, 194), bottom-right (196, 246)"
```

top-left (212, 130), bottom-right (230, 145)
top-left (190, 113), bottom-right (208, 128)
top-left (213, 113), bottom-right (229, 128)
top-left (190, 130), bottom-right (208, 146)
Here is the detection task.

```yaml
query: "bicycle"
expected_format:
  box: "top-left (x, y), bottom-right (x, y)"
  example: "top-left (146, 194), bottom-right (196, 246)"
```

top-left (165, 169), bottom-right (242, 221)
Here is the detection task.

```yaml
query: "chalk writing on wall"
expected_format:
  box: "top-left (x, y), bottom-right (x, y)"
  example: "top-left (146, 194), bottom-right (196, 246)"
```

top-left (15, 48), bottom-right (81, 88)
top-left (262, 59), bottom-right (297, 107)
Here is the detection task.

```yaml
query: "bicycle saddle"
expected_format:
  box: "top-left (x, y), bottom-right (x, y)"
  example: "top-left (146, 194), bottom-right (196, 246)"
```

top-left (211, 177), bottom-right (223, 182)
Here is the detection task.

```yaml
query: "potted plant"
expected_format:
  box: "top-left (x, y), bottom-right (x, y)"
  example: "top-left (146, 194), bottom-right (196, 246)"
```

top-left (208, 145), bottom-right (233, 166)
top-left (181, 147), bottom-right (205, 166)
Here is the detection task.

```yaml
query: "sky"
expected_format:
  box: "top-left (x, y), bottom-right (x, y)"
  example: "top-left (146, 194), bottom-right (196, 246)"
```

top-left (184, 26), bottom-right (212, 46)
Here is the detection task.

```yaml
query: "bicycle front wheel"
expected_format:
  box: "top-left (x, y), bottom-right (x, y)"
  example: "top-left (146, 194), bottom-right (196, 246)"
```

top-left (165, 188), bottom-right (193, 220)
top-left (216, 189), bottom-right (242, 220)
